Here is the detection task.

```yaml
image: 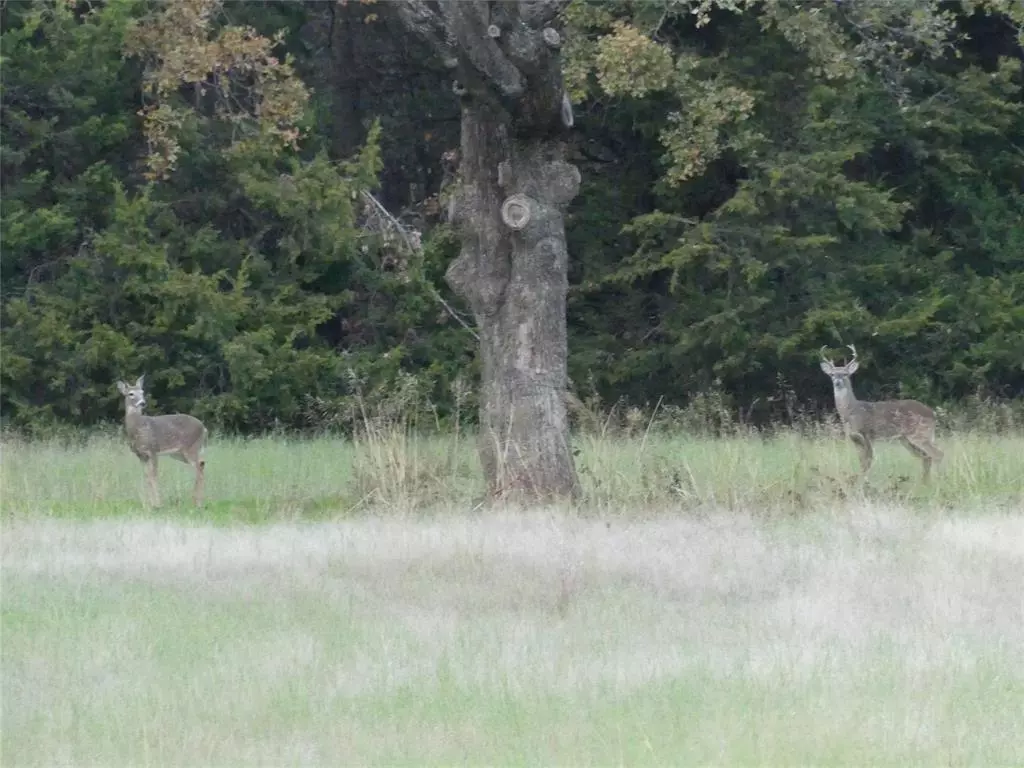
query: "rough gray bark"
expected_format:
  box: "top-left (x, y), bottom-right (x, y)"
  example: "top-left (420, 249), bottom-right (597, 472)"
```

top-left (395, 0), bottom-right (580, 501)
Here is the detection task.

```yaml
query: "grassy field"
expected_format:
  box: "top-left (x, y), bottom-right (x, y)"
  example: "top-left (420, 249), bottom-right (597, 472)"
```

top-left (3, 429), bottom-right (1023, 765)
top-left (3, 428), bottom-right (1023, 517)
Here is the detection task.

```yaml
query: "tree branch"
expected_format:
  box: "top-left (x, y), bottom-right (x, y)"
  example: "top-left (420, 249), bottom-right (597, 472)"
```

top-left (443, 1), bottom-right (525, 98)
top-left (518, 0), bottom-right (569, 29)
top-left (395, 0), bottom-right (458, 69)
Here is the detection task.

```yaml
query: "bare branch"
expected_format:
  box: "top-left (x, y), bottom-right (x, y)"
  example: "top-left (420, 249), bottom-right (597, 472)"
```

top-left (360, 191), bottom-right (479, 340)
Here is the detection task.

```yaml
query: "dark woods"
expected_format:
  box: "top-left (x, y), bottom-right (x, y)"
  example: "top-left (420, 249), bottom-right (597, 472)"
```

top-left (2, 0), bottom-right (1022, 434)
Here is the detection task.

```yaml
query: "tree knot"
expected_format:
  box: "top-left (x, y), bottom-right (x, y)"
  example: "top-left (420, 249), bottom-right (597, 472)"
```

top-left (501, 194), bottom-right (533, 230)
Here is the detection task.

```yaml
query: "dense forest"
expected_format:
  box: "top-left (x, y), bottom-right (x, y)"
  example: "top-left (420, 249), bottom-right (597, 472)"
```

top-left (3, 0), bottom-right (1023, 435)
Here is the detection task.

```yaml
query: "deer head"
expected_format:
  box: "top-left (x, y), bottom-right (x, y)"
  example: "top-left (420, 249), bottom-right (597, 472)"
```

top-left (116, 374), bottom-right (147, 414)
top-left (820, 345), bottom-right (859, 396)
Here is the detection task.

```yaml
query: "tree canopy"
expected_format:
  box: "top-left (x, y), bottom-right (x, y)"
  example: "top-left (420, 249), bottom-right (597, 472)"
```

top-left (2, 0), bottom-right (1022, 434)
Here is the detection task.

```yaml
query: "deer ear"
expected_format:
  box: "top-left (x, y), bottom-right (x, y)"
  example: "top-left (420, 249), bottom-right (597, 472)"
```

top-left (117, 381), bottom-right (128, 395)
top-left (135, 374), bottom-right (145, 388)
top-left (820, 361), bottom-right (832, 374)
top-left (846, 360), bottom-right (859, 374)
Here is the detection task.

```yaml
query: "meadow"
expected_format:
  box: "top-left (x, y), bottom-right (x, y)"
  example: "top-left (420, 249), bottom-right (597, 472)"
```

top-left (3, 426), bottom-right (1023, 765)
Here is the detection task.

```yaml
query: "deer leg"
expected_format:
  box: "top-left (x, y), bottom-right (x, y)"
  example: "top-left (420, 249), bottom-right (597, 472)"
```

top-left (901, 437), bottom-right (937, 482)
top-left (180, 445), bottom-right (206, 507)
top-left (850, 433), bottom-right (873, 476)
top-left (192, 458), bottom-right (205, 507)
top-left (145, 457), bottom-right (161, 508)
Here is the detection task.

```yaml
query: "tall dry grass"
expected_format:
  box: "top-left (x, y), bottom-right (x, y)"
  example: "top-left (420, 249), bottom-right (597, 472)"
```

top-left (3, 391), bottom-right (1022, 764)
top-left (3, 508), bottom-right (1023, 765)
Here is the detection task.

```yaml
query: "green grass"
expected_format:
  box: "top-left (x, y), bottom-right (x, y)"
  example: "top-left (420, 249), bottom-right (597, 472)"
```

top-left (2, 429), bottom-right (1023, 765)
top-left (1, 428), bottom-right (1021, 519)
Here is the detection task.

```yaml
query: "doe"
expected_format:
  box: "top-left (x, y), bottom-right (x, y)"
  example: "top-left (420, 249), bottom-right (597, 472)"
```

top-left (117, 375), bottom-right (208, 507)
top-left (819, 345), bottom-right (942, 481)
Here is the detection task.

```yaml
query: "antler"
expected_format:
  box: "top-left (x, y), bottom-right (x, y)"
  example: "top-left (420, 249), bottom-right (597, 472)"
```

top-left (819, 345), bottom-right (834, 364)
top-left (846, 344), bottom-right (857, 364)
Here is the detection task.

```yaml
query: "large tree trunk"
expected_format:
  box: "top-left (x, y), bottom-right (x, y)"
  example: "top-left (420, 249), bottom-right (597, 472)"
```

top-left (450, 105), bottom-right (580, 500)
top-left (396, 1), bottom-right (580, 501)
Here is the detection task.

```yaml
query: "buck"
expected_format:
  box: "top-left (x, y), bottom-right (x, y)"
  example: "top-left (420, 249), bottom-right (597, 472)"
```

top-left (819, 345), bottom-right (942, 481)
top-left (117, 375), bottom-right (208, 507)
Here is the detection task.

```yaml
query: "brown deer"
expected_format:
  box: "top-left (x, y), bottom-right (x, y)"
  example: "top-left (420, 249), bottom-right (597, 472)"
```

top-left (820, 345), bottom-right (942, 481)
top-left (117, 375), bottom-right (208, 506)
